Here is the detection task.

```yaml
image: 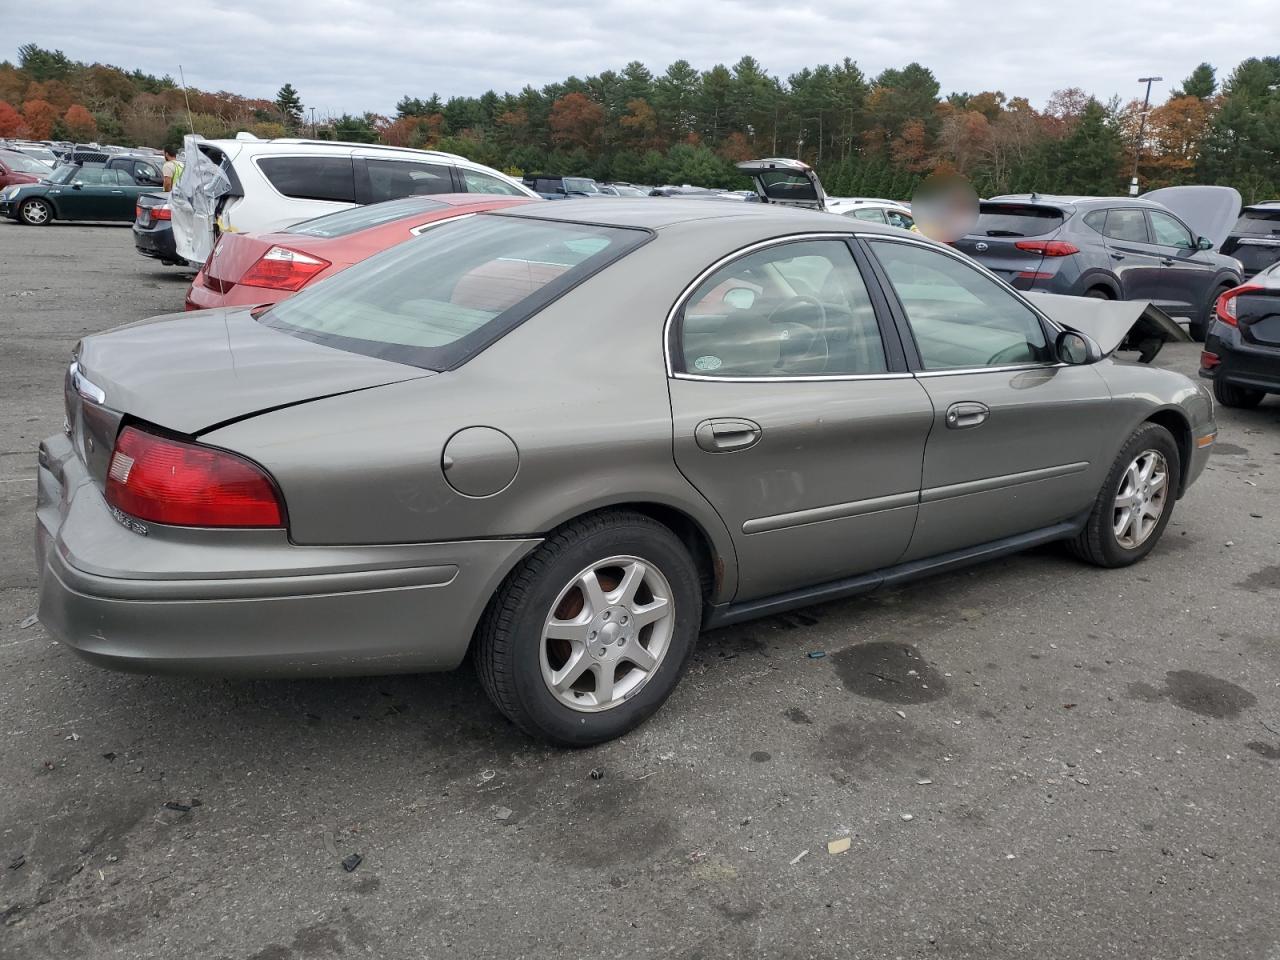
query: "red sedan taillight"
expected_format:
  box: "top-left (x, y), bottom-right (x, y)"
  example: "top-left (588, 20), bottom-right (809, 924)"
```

top-left (240, 246), bottom-right (331, 292)
top-left (1215, 283), bottom-right (1263, 327)
top-left (106, 426), bottom-right (284, 528)
top-left (1014, 240), bottom-right (1080, 257)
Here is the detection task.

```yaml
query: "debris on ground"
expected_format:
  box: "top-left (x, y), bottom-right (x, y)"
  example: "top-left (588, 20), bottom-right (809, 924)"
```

top-left (162, 801), bottom-right (192, 813)
top-left (827, 837), bottom-right (851, 855)
top-left (8, 854), bottom-right (24, 870)
top-left (590, 768), bottom-right (605, 780)
top-left (807, 650), bottom-right (826, 659)
top-left (900, 813), bottom-right (915, 822)
top-left (478, 770), bottom-right (496, 785)
top-left (894, 710), bottom-right (906, 719)
top-left (341, 853), bottom-right (363, 872)
top-left (916, 778), bottom-right (933, 785)
top-left (789, 849), bottom-right (809, 865)
top-left (19, 614), bottom-right (38, 629)
top-left (493, 806), bottom-right (513, 821)
top-left (65, 732), bottom-right (80, 741)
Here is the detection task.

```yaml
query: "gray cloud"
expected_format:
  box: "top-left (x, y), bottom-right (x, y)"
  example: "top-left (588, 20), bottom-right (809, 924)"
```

top-left (7, 0), bottom-right (1276, 117)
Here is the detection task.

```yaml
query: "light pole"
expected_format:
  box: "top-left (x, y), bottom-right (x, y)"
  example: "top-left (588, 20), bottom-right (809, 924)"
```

top-left (309, 106), bottom-right (316, 138)
top-left (1130, 76), bottom-right (1162, 196)
top-left (805, 115), bottom-right (822, 164)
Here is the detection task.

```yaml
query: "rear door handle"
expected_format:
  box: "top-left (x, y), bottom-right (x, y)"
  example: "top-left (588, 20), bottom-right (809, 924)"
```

top-left (1110, 252), bottom-right (1125, 261)
top-left (945, 401), bottom-right (989, 430)
top-left (1160, 258), bottom-right (1175, 266)
top-left (695, 418), bottom-right (762, 453)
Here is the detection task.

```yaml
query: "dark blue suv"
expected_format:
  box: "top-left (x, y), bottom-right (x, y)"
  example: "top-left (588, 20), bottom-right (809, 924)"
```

top-left (954, 188), bottom-right (1244, 340)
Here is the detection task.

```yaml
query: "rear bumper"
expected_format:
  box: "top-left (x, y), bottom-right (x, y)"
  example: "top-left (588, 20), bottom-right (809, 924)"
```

top-left (133, 223), bottom-right (182, 263)
top-left (1200, 324), bottom-right (1280, 394)
top-left (34, 433), bottom-right (539, 677)
top-left (184, 278), bottom-right (287, 311)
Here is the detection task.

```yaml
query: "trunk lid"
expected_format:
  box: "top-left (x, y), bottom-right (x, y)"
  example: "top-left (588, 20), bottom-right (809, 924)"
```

top-left (1141, 185), bottom-right (1241, 249)
top-left (70, 308), bottom-right (430, 477)
top-left (952, 202), bottom-right (1069, 284)
top-left (736, 158), bottom-right (826, 210)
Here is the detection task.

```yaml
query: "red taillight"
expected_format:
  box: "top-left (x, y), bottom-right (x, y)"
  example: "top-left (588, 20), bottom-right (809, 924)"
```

top-left (105, 426), bottom-right (284, 528)
top-left (1014, 240), bottom-right (1079, 257)
top-left (1016, 271), bottom-right (1054, 280)
top-left (239, 245), bottom-right (331, 292)
top-left (1215, 283), bottom-right (1263, 326)
top-left (1200, 350), bottom-right (1221, 369)
top-left (152, 205), bottom-right (171, 221)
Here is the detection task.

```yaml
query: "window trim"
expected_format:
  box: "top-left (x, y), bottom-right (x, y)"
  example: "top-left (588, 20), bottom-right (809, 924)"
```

top-left (858, 232), bottom-right (1066, 376)
top-left (664, 232), bottom-right (909, 383)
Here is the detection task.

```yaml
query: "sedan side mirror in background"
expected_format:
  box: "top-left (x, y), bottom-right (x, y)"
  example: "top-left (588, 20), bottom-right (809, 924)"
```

top-left (1197, 236), bottom-right (1214, 250)
top-left (1057, 329), bottom-right (1102, 365)
top-left (71, 182), bottom-right (83, 190)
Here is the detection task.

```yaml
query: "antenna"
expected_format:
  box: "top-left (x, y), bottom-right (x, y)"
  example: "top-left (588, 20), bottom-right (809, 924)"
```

top-left (178, 65), bottom-right (197, 135)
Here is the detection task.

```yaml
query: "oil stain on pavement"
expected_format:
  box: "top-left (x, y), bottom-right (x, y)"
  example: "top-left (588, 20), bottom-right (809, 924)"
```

top-left (1127, 670), bottom-right (1257, 719)
top-left (1237, 565), bottom-right (1280, 592)
top-left (1245, 741), bottom-right (1280, 760)
top-left (830, 641), bottom-right (949, 703)
top-left (1213, 443), bottom-right (1249, 456)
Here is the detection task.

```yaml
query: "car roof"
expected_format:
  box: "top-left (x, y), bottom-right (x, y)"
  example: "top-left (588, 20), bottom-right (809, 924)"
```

top-left (205, 136), bottom-right (469, 165)
top-left (986, 194), bottom-right (1165, 210)
top-left (494, 196), bottom-right (913, 235)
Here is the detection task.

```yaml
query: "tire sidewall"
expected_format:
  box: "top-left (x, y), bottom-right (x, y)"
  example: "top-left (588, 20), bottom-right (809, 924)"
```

top-left (20, 199), bottom-right (50, 226)
top-left (1094, 425), bottom-right (1181, 565)
top-left (507, 521), bottom-right (700, 746)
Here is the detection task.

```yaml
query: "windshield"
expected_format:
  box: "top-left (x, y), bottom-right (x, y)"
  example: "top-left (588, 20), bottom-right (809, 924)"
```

top-left (1, 152), bottom-right (51, 175)
top-left (260, 214), bottom-right (649, 370)
top-left (563, 178), bottom-right (600, 194)
top-left (284, 197), bottom-right (447, 239)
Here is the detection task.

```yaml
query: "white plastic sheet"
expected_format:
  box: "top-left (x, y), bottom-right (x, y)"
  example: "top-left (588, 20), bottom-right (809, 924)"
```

top-left (171, 134), bottom-right (231, 264)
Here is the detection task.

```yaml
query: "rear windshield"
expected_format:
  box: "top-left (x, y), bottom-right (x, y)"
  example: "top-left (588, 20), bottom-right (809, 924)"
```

top-left (974, 204), bottom-right (1065, 238)
top-left (260, 214), bottom-right (650, 370)
top-left (1233, 208), bottom-right (1280, 235)
top-left (284, 197), bottom-right (447, 238)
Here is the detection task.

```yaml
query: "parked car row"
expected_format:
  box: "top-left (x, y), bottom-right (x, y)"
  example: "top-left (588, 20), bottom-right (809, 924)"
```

top-left (0, 155), bottom-right (162, 225)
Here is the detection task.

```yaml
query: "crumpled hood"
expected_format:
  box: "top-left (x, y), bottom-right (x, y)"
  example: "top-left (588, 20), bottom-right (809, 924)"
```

top-left (75, 306), bottom-right (430, 435)
top-left (1030, 293), bottom-right (1190, 361)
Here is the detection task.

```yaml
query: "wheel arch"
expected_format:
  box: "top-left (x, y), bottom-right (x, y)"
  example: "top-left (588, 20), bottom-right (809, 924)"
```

top-left (1076, 270), bottom-right (1120, 299)
top-left (1144, 407), bottom-right (1193, 497)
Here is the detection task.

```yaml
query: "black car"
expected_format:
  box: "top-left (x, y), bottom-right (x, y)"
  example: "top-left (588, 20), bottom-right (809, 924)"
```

top-left (956, 187), bottom-right (1244, 341)
top-left (133, 192), bottom-right (184, 266)
top-left (521, 174), bottom-right (604, 199)
top-left (1220, 201), bottom-right (1280, 278)
top-left (1199, 260), bottom-right (1280, 408)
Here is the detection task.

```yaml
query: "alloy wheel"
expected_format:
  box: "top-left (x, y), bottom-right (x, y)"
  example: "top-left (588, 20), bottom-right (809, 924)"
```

top-left (22, 200), bottom-right (49, 225)
top-left (1113, 450), bottom-right (1169, 549)
top-left (539, 555), bottom-right (675, 712)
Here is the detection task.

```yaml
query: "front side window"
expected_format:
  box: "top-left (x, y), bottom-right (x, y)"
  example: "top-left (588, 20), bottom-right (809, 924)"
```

top-left (1104, 209), bottom-right (1149, 243)
top-left (1149, 210), bottom-right (1195, 249)
top-left (870, 240), bottom-right (1050, 370)
top-left (258, 156), bottom-right (356, 203)
top-left (461, 169), bottom-right (527, 196)
top-left (850, 207), bottom-right (887, 223)
top-left (261, 215), bottom-right (648, 370)
top-left (367, 159), bottom-right (454, 202)
top-left (674, 239), bottom-right (887, 378)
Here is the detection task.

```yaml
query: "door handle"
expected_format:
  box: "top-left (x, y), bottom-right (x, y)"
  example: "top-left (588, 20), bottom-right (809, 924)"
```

top-left (945, 401), bottom-right (989, 430)
top-left (1110, 252), bottom-right (1125, 261)
top-left (1160, 258), bottom-right (1174, 266)
top-left (694, 418), bottom-right (762, 453)
top-left (110, 190), bottom-right (124, 194)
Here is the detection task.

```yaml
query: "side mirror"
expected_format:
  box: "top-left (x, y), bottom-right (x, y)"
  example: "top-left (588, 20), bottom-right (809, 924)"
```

top-left (1056, 329), bottom-right (1102, 365)
top-left (71, 182), bottom-right (83, 189)
top-left (1197, 236), bottom-right (1214, 251)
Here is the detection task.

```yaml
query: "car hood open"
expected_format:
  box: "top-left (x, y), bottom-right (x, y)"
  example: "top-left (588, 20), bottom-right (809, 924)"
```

top-left (1142, 185), bottom-right (1242, 249)
top-left (75, 307), bottom-right (431, 435)
top-left (1029, 293), bottom-right (1190, 362)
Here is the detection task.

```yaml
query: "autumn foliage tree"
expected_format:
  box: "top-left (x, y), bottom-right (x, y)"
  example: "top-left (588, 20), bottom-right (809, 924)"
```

top-left (63, 103), bottom-right (97, 140)
top-left (549, 92), bottom-right (604, 149)
top-left (21, 98), bottom-right (58, 139)
top-left (0, 100), bottom-right (22, 137)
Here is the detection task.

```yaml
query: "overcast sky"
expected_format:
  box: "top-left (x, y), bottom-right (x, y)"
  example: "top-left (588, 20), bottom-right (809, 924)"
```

top-left (8, 1), bottom-right (1279, 117)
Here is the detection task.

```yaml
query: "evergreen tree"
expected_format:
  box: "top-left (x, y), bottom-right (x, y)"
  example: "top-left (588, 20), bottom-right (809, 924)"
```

top-left (274, 83), bottom-right (303, 127)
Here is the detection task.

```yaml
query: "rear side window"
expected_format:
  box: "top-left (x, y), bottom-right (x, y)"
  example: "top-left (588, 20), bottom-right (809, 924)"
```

top-left (258, 156), bottom-right (356, 203)
top-left (260, 215), bottom-right (649, 370)
top-left (1234, 208), bottom-right (1280, 235)
top-left (1104, 209), bottom-right (1149, 243)
top-left (1083, 210), bottom-right (1107, 234)
top-left (974, 204), bottom-right (1064, 237)
top-left (367, 159), bottom-right (455, 202)
top-left (285, 197), bottom-right (446, 238)
top-left (461, 169), bottom-right (527, 196)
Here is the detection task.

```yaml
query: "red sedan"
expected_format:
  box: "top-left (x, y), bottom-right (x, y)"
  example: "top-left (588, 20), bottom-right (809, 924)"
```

top-left (185, 193), bottom-right (534, 310)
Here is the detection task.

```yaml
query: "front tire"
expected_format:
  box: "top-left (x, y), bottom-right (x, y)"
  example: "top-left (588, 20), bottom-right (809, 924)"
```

top-left (1068, 422), bottom-right (1180, 568)
top-left (18, 198), bottom-right (52, 226)
top-left (1213, 379), bottom-right (1265, 409)
top-left (1190, 284), bottom-right (1231, 342)
top-left (475, 511), bottom-right (701, 746)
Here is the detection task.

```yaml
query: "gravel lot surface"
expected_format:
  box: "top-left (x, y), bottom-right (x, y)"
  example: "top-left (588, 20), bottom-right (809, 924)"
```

top-left (2, 222), bottom-right (1278, 960)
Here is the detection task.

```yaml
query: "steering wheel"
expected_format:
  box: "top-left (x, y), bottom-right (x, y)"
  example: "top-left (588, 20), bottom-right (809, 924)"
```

top-left (987, 343), bottom-right (1033, 366)
top-left (766, 294), bottom-right (828, 331)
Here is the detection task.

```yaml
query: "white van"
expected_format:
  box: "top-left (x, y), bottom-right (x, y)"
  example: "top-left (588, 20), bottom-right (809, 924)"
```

top-left (172, 134), bottom-right (537, 264)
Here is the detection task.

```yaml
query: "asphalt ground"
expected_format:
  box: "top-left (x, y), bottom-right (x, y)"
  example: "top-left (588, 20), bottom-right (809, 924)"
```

top-left (1, 221), bottom-right (1278, 960)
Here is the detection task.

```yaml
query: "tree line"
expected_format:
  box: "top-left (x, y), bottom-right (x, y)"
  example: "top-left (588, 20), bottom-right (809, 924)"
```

top-left (2, 44), bottom-right (1277, 201)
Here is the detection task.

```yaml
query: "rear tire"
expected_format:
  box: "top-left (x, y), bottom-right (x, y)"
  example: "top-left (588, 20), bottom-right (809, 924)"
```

top-left (18, 198), bottom-right (51, 226)
top-left (1068, 422), bottom-right (1180, 568)
top-left (1190, 284), bottom-right (1231, 342)
top-left (1084, 287), bottom-right (1113, 300)
top-left (1213, 379), bottom-right (1265, 409)
top-left (474, 511), bottom-right (701, 746)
